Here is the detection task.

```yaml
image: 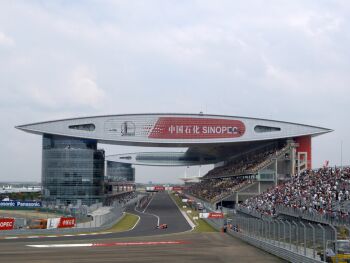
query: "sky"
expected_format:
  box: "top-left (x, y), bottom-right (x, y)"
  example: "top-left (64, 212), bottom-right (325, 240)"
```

top-left (0, 0), bottom-right (349, 183)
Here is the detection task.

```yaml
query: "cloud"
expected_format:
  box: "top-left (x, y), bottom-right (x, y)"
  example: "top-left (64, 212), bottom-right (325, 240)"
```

top-left (0, 32), bottom-right (14, 46)
top-left (70, 66), bottom-right (105, 108)
top-left (0, 0), bottom-right (349, 182)
top-left (26, 65), bottom-right (105, 110)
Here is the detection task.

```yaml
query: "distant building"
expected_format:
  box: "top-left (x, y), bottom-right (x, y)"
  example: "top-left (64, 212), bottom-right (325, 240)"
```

top-left (42, 134), bottom-right (104, 206)
top-left (106, 161), bottom-right (135, 183)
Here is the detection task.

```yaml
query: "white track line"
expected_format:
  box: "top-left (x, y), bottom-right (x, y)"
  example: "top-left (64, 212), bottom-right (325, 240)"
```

top-left (135, 194), bottom-right (160, 226)
top-left (27, 241), bottom-right (188, 248)
top-left (28, 244), bottom-right (93, 248)
top-left (169, 193), bottom-right (196, 229)
top-left (4, 237), bottom-right (18, 239)
top-left (130, 215), bottom-right (140, 231)
top-left (142, 195), bottom-right (154, 213)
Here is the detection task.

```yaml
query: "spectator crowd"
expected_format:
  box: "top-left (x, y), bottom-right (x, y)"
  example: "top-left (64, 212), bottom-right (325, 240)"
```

top-left (240, 167), bottom-right (350, 219)
top-left (186, 177), bottom-right (252, 203)
top-left (203, 143), bottom-right (288, 179)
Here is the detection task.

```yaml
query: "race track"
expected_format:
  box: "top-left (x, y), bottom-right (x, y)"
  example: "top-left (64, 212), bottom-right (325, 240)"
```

top-left (0, 192), bottom-right (285, 263)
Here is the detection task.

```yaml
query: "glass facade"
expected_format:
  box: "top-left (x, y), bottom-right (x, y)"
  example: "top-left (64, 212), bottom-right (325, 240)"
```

top-left (42, 134), bottom-right (105, 206)
top-left (106, 161), bottom-right (135, 182)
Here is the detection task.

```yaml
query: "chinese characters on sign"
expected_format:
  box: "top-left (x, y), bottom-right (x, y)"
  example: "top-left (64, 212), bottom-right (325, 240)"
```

top-left (149, 117), bottom-right (246, 139)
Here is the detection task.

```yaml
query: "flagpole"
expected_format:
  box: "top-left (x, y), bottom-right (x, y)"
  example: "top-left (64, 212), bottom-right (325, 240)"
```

top-left (341, 140), bottom-right (343, 170)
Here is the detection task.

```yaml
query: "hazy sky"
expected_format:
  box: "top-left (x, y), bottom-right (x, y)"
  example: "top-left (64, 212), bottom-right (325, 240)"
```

top-left (0, 1), bottom-right (349, 183)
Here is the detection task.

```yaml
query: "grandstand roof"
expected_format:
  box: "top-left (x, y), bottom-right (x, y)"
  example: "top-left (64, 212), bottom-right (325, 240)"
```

top-left (16, 113), bottom-right (332, 166)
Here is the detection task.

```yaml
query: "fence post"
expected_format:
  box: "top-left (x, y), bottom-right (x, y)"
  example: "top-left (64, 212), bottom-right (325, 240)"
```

top-left (292, 221), bottom-right (298, 253)
top-left (248, 218), bottom-right (251, 236)
top-left (278, 220), bottom-right (282, 246)
top-left (273, 220), bottom-right (277, 245)
top-left (300, 221), bottom-right (307, 256)
top-left (329, 224), bottom-right (338, 261)
top-left (286, 221), bottom-right (292, 250)
top-left (280, 220), bottom-right (286, 248)
top-left (308, 223), bottom-right (316, 259)
top-left (318, 223), bottom-right (326, 262)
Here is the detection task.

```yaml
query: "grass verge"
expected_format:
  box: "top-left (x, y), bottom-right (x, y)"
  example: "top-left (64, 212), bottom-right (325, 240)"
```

top-left (171, 193), bottom-right (217, 233)
top-left (107, 213), bottom-right (139, 232)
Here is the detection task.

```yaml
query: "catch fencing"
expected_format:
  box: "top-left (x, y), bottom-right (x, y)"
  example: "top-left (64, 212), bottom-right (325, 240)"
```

top-left (205, 214), bottom-right (339, 263)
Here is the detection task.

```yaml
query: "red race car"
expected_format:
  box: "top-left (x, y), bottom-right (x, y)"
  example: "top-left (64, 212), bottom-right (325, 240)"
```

top-left (156, 224), bottom-right (168, 229)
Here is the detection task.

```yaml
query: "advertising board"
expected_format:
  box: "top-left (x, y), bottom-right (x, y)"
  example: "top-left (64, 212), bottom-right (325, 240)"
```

top-left (0, 218), bottom-right (15, 230)
top-left (0, 200), bottom-right (42, 208)
top-left (47, 217), bottom-right (76, 229)
top-left (58, 217), bottom-right (76, 228)
top-left (148, 117), bottom-right (246, 139)
top-left (199, 212), bottom-right (224, 219)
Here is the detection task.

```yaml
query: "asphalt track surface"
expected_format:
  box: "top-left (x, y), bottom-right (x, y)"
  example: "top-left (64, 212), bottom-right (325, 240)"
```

top-left (0, 192), bottom-right (192, 243)
top-left (0, 193), bottom-right (285, 262)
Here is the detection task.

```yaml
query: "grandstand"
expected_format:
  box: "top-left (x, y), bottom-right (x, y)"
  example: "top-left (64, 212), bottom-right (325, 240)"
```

top-left (185, 140), bottom-right (295, 209)
top-left (237, 167), bottom-right (350, 225)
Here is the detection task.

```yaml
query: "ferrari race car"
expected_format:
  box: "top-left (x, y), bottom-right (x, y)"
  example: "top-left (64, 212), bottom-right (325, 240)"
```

top-left (156, 223), bottom-right (168, 229)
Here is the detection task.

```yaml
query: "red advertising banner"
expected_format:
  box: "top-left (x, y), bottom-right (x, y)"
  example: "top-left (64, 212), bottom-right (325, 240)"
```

top-left (208, 213), bottom-right (224, 219)
top-left (154, 186), bottom-right (165, 191)
top-left (149, 117), bottom-right (246, 139)
top-left (58, 217), bottom-right (76, 228)
top-left (0, 218), bottom-right (15, 230)
top-left (172, 186), bottom-right (183, 191)
top-left (295, 136), bottom-right (312, 169)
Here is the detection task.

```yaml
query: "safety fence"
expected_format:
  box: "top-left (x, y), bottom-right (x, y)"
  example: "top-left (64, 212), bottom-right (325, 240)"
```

top-left (276, 205), bottom-right (350, 227)
top-left (236, 204), bottom-right (350, 228)
top-left (204, 216), bottom-right (329, 263)
top-left (0, 210), bottom-right (125, 236)
top-left (0, 196), bottom-right (140, 236)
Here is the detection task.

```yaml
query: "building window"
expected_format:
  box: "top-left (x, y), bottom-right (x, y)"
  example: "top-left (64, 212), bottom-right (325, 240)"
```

top-left (254, 125), bottom-right (281, 133)
top-left (68, 124), bottom-right (95, 131)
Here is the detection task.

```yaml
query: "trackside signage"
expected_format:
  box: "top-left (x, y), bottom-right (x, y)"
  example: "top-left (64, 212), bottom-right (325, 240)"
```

top-left (0, 201), bottom-right (42, 208)
top-left (58, 217), bottom-right (76, 228)
top-left (199, 212), bottom-right (224, 219)
top-left (0, 218), bottom-right (15, 230)
top-left (154, 186), bottom-right (165, 191)
top-left (148, 117), bottom-right (246, 139)
top-left (47, 217), bottom-right (76, 229)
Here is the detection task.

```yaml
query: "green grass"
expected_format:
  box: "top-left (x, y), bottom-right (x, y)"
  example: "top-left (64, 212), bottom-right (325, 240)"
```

top-left (171, 193), bottom-right (217, 233)
top-left (108, 213), bottom-right (139, 232)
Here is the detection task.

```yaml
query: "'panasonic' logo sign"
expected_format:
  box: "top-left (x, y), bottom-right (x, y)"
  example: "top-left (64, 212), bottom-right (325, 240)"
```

top-left (0, 201), bottom-right (42, 207)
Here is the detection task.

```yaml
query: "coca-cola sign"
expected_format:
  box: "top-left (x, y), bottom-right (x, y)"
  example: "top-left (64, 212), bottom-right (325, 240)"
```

top-left (149, 117), bottom-right (245, 139)
top-left (58, 217), bottom-right (76, 228)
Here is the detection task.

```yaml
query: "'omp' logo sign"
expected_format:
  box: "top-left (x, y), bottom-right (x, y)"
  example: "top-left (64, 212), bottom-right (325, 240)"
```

top-left (0, 218), bottom-right (15, 230)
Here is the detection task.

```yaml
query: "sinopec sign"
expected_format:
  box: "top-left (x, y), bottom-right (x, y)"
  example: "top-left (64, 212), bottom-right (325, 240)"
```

top-left (0, 218), bottom-right (15, 230)
top-left (148, 117), bottom-right (245, 139)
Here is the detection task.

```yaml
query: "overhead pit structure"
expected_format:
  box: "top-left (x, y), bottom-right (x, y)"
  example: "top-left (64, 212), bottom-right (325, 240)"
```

top-left (16, 113), bottom-right (332, 206)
